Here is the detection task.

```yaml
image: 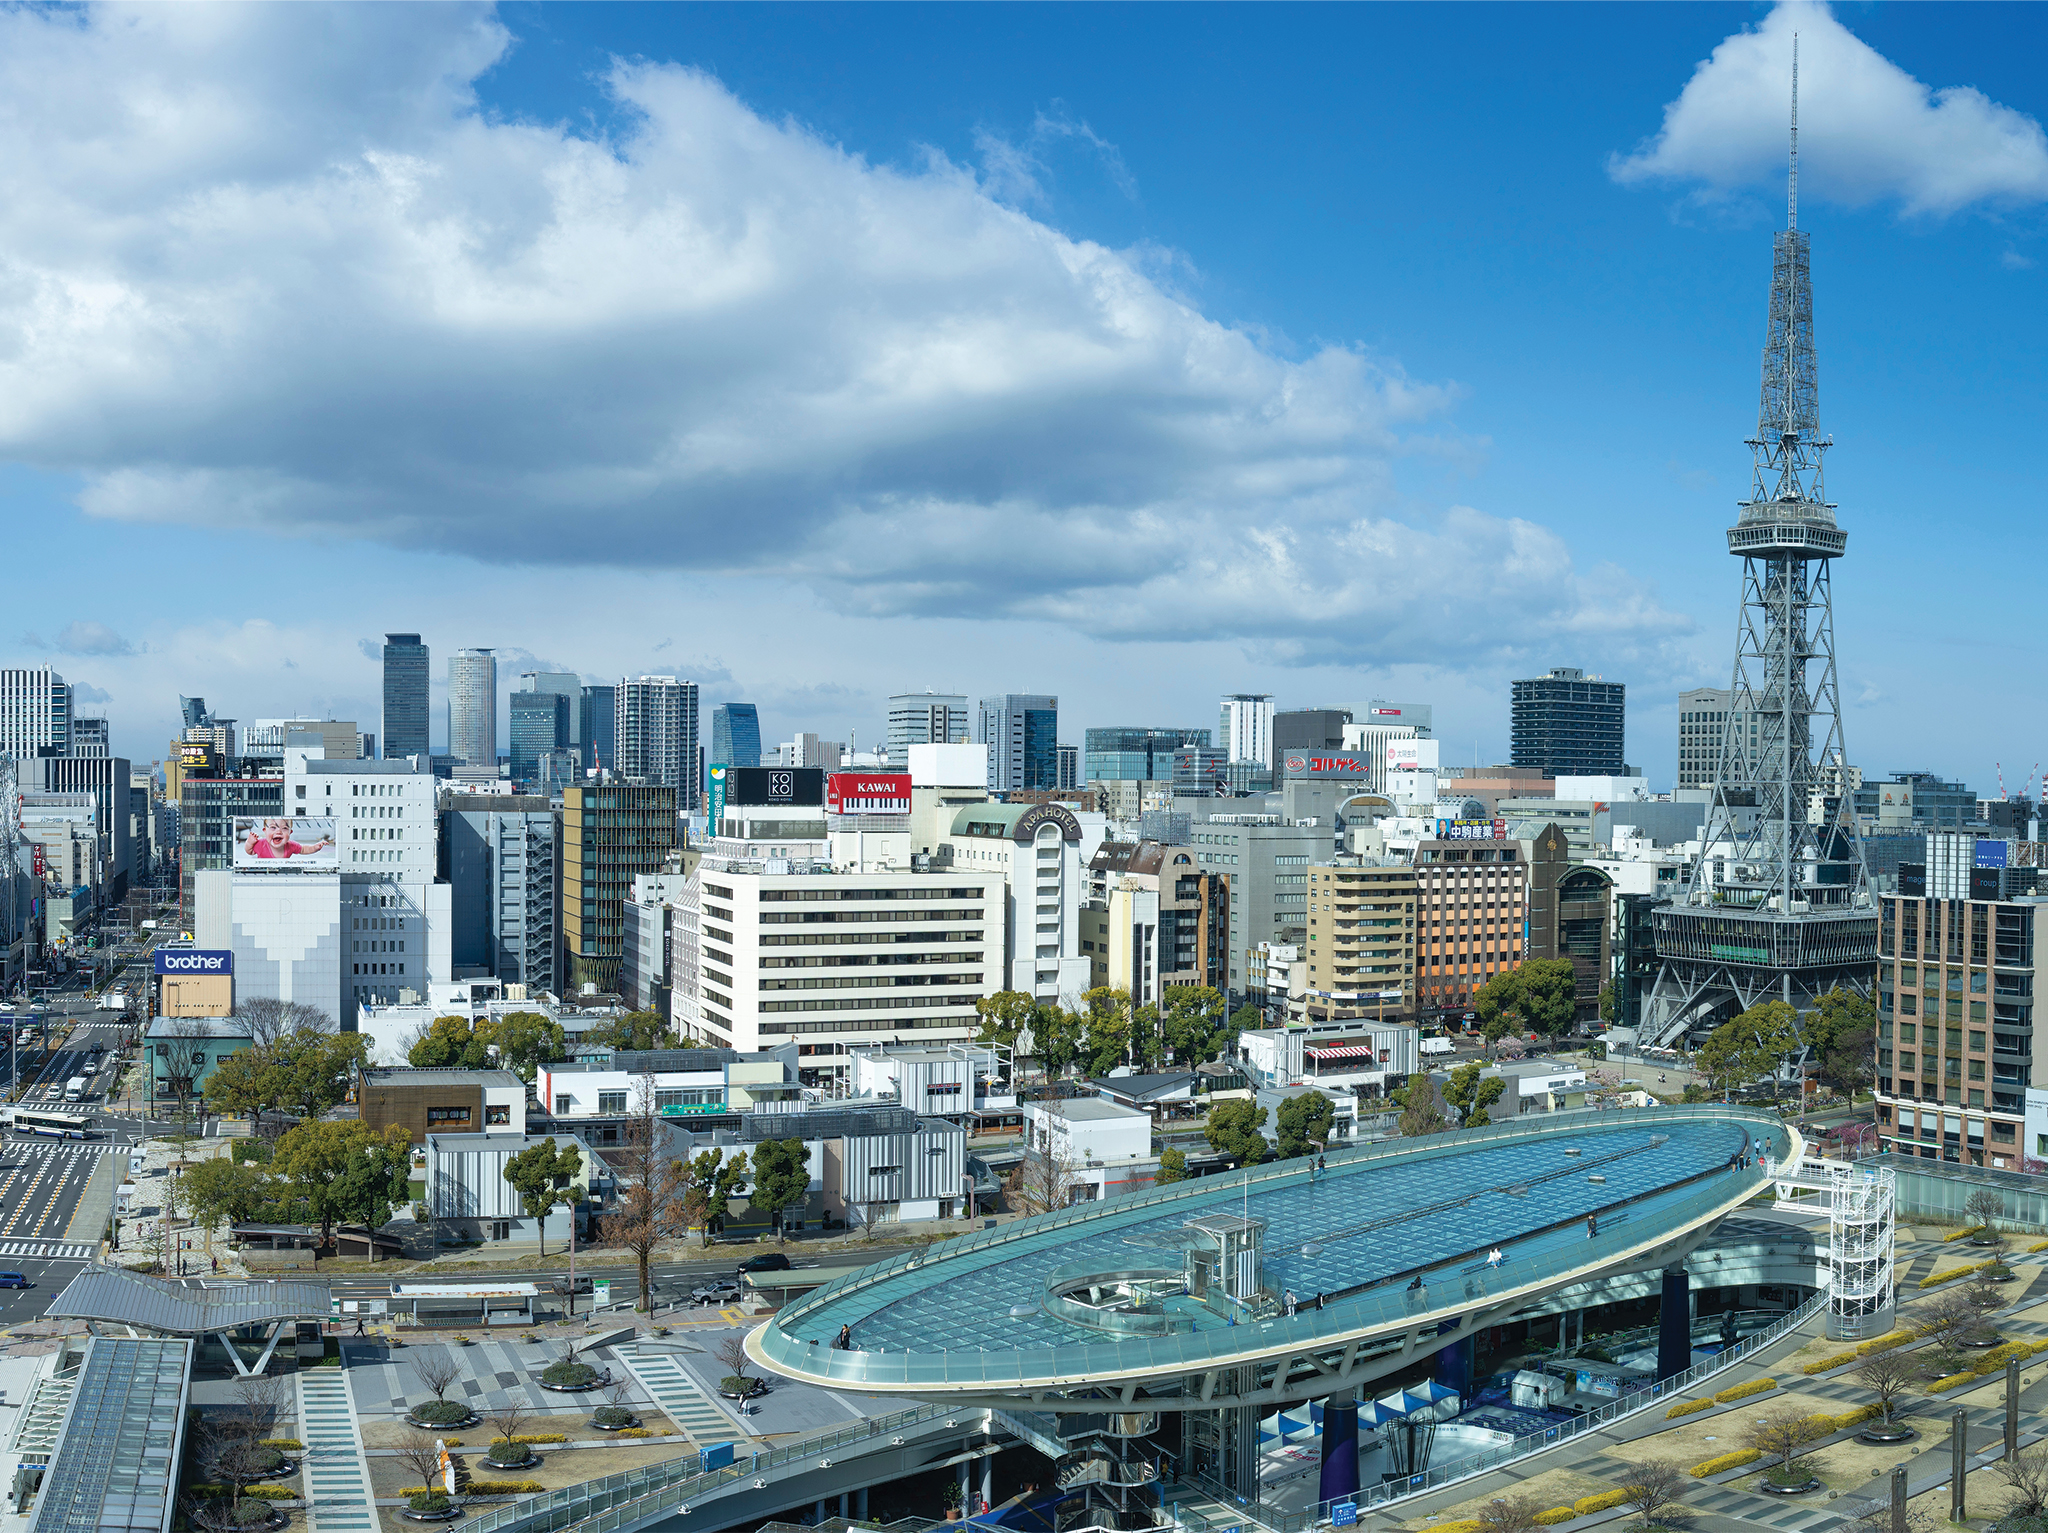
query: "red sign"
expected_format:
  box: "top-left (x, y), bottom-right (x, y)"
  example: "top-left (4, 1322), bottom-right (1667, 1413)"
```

top-left (827, 771), bottom-right (913, 814)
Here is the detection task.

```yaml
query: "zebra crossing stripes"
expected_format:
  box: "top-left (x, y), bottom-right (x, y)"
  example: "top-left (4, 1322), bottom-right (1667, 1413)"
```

top-left (0, 1240), bottom-right (93, 1259)
top-left (299, 1367), bottom-right (378, 1533)
top-left (621, 1347), bottom-right (745, 1446)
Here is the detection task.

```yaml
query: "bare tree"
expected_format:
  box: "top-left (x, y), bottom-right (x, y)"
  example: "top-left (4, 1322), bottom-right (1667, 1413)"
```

top-left (1009, 1135), bottom-right (1080, 1215)
top-left (412, 1347), bottom-right (463, 1405)
top-left (1617, 1459), bottom-right (1686, 1526)
top-left (234, 997), bottom-right (334, 1049)
top-left (482, 1397), bottom-right (534, 1465)
top-left (1472, 1494), bottom-right (1544, 1533)
top-left (594, 1075), bottom-right (690, 1312)
top-left (1915, 1290), bottom-right (1989, 1371)
top-left (1749, 1409), bottom-right (1825, 1478)
top-left (1966, 1186), bottom-right (2004, 1235)
top-left (714, 1334), bottom-right (752, 1382)
top-left (181, 1493), bottom-right (257, 1533)
top-left (1844, 1496), bottom-right (1933, 1533)
top-left (1854, 1349), bottom-right (1919, 1429)
top-left (154, 1018), bottom-right (214, 1130)
top-left (392, 1430), bottom-right (451, 1497)
top-left (1997, 1445), bottom-right (2048, 1519)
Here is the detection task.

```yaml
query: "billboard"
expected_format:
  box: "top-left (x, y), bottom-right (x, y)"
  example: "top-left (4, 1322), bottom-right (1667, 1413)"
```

top-left (827, 771), bottom-right (913, 814)
top-left (1970, 866), bottom-right (2003, 901)
top-left (725, 767), bottom-right (824, 807)
top-left (706, 764), bottom-right (728, 828)
top-left (1436, 818), bottom-right (1507, 841)
top-left (1281, 753), bottom-right (1372, 780)
top-left (232, 816), bottom-right (338, 870)
top-left (161, 975), bottom-right (234, 1018)
top-left (154, 949), bottom-right (233, 976)
top-left (1976, 840), bottom-right (2010, 869)
top-left (1383, 739), bottom-right (1441, 772)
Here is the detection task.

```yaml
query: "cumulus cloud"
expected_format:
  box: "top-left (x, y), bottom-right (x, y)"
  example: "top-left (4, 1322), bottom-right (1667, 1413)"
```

top-left (22, 619), bottom-right (140, 656)
top-left (0, 3), bottom-right (1678, 667)
top-left (1611, 1), bottom-right (2048, 216)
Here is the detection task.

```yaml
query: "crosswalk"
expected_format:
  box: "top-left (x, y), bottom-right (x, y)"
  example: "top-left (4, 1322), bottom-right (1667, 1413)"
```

top-left (0, 1240), bottom-right (94, 1259)
top-left (299, 1367), bottom-right (377, 1533)
top-left (0, 1143), bottom-right (108, 1159)
top-left (621, 1344), bottom-right (747, 1446)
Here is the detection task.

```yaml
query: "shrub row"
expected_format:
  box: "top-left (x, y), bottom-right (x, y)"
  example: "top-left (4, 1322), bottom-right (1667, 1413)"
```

top-left (1690, 1448), bottom-right (1763, 1478)
top-left (612, 1428), bottom-right (654, 1438)
top-left (1572, 1490), bottom-right (1632, 1516)
top-left (401, 1482), bottom-right (547, 1497)
top-left (258, 1440), bottom-right (303, 1451)
top-left (494, 1434), bottom-right (568, 1445)
top-left (1942, 1227), bottom-right (1979, 1243)
top-left (1665, 1398), bottom-right (1714, 1420)
top-left (1856, 1330), bottom-right (1918, 1357)
top-left (1711, 1377), bottom-right (1777, 1405)
top-left (1427, 1521), bottom-right (1483, 1533)
top-left (1928, 1371), bottom-right (1980, 1394)
top-left (185, 1486), bottom-right (298, 1503)
top-left (1531, 1509), bottom-right (1576, 1526)
top-left (1802, 1351), bottom-right (1858, 1375)
top-left (1926, 1337), bottom-right (2048, 1392)
top-left (1919, 1261), bottom-right (1994, 1290)
top-left (2028, 1240), bottom-right (2048, 1255)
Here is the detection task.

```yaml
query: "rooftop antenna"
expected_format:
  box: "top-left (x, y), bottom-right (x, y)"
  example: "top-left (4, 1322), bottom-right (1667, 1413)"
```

top-left (1787, 32), bottom-right (1800, 232)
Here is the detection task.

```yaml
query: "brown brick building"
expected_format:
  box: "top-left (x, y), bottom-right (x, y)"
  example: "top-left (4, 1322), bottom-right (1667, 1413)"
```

top-left (358, 1067), bottom-right (527, 1146)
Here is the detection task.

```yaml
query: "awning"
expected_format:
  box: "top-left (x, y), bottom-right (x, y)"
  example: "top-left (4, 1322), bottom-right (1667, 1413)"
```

top-left (47, 1266), bottom-right (330, 1334)
top-left (1303, 1043), bottom-right (1383, 1061)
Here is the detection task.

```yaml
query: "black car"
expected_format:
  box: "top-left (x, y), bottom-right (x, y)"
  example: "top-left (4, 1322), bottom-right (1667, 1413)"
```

top-left (736, 1252), bottom-right (792, 1275)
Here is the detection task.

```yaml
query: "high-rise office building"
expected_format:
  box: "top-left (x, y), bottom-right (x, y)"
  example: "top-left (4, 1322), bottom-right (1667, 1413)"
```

top-left (1510, 668), bottom-right (1625, 778)
top-left (580, 685), bottom-right (615, 774)
top-left (1364, 700), bottom-right (1433, 739)
top-left (448, 649), bottom-right (497, 769)
top-left (519, 671), bottom-right (582, 751)
top-left (382, 634), bottom-right (430, 760)
top-left (710, 703), bottom-right (763, 772)
top-left (1272, 708), bottom-right (1351, 757)
top-left (616, 676), bottom-right (699, 806)
top-left (978, 694), bottom-right (1058, 792)
top-left (509, 690), bottom-right (569, 783)
top-left (1056, 744), bottom-right (1079, 791)
top-left (563, 782), bottom-right (679, 992)
top-left (0, 665), bottom-right (71, 759)
top-left (1082, 727), bottom-right (1210, 784)
top-left (442, 793), bottom-right (558, 993)
top-left (1676, 686), bottom-right (1756, 792)
top-left (69, 717), bottom-right (109, 758)
top-left (887, 692), bottom-right (968, 768)
top-left (1219, 694), bottom-right (1274, 769)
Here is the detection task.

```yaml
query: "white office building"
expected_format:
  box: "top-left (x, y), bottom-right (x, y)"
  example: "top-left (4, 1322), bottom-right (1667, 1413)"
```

top-left (0, 664), bottom-right (71, 759)
top-left (448, 649), bottom-right (498, 768)
top-left (1220, 693), bottom-right (1274, 769)
top-left (939, 801), bottom-right (1101, 1010)
top-left (886, 692), bottom-right (968, 769)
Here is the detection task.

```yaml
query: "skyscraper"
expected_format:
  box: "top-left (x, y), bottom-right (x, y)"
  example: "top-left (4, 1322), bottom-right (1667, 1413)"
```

top-left (447, 649), bottom-right (497, 768)
top-left (1218, 694), bottom-right (1274, 769)
top-left (580, 685), bottom-right (615, 773)
top-left (978, 694), bottom-right (1058, 792)
top-left (1510, 668), bottom-right (1625, 777)
top-left (1643, 60), bottom-right (1876, 1049)
top-left (518, 671), bottom-right (582, 752)
top-left (509, 690), bottom-right (568, 783)
top-left (616, 676), bottom-right (699, 806)
top-left (1083, 727), bottom-right (1210, 783)
top-left (710, 703), bottom-right (763, 771)
top-left (381, 633), bottom-right (430, 760)
top-left (886, 692), bottom-right (968, 768)
top-left (1676, 686), bottom-right (1753, 792)
top-left (0, 665), bottom-right (71, 759)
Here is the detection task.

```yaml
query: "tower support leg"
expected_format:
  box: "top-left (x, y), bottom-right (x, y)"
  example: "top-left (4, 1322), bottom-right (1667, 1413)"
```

top-left (1658, 1265), bottom-right (1691, 1379)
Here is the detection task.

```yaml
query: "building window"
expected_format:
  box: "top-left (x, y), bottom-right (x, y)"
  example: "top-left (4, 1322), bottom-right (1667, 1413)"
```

top-left (427, 1106), bottom-right (471, 1124)
top-left (555, 1094), bottom-right (572, 1115)
top-left (597, 1091), bottom-right (627, 1114)
top-left (485, 1105), bottom-right (510, 1125)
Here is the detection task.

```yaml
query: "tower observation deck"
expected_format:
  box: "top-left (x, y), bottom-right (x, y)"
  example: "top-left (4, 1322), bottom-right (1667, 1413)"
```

top-left (1642, 41), bottom-right (1877, 1046)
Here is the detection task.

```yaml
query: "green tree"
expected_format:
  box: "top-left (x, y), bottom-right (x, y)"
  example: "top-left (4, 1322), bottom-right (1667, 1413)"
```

top-left (1516, 959), bottom-right (1580, 1036)
top-left (408, 1015), bottom-right (494, 1070)
top-left (748, 1138), bottom-right (811, 1237)
top-left (1598, 980), bottom-right (1619, 1026)
top-left (502, 1139), bottom-right (584, 1258)
top-left (1156, 1147), bottom-right (1188, 1184)
top-left (181, 1156), bottom-right (273, 1234)
top-left (271, 1120), bottom-right (413, 1246)
top-left (1695, 1000), bottom-right (1802, 1100)
top-left (1162, 985), bottom-right (1233, 1064)
top-left (974, 990), bottom-right (1036, 1051)
top-left (1806, 987), bottom-right (1876, 1095)
top-left (1035, 1006), bottom-right (1086, 1079)
top-left (1229, 1002), bottom-right (1267, 1037)
top-left (1473, 970), bottom-right (1527, 1050)
top-left (683, 1148), bottom-right (749, 1246)
top-left (1204, 1099), bottom-right (1268, 1166)
top-left (493, 1011), bottom-right (569, 1080)
top-left (1442, 1061), bottom-right (1507, 1128)
top-left (583, 1009), bottom-right (676, 1052)
top-left (1129, 1003), bottom-right (1166, 1071)
top-left (200, 1047), bottom-right (279, 1123)
top-left (271, 1028), bottom-right (372, 1120)
top-left (1082, 987), bottom-right (1134, 1076)
top-left (1275, 1091), bottom-right (1335, 1159)
top-left (1395, 1072), bottom-right (1451, 1138)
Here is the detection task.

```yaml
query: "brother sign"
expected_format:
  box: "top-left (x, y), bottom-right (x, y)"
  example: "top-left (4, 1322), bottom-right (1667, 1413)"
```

top-left (154, 949), bottom-right (234, 976)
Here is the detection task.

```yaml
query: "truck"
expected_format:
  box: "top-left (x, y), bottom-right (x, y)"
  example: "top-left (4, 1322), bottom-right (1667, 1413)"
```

top-left (1419, 1036), bottom-right (1456, 1058)
top-left (64, 1076), bottom-right (87, 1103)
top-left (98, 988), bottom-right (128, 1012)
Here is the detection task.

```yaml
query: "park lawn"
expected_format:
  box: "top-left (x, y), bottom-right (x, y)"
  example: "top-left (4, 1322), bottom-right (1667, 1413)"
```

top-left (1417, 1466), bottom-right (1609, 1524)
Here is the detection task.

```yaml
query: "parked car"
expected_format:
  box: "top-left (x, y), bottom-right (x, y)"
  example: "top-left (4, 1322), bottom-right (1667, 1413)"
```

top-left (736, 1252), bottom-right (792, 1275)
top-left (691, 1280), bottom-right (742, 1305)
top-left (549, 1276), bottom-right (595, 1296)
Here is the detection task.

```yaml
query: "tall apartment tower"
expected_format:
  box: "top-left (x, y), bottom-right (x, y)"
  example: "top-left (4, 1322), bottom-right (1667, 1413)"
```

top-left (710, 703), bottom-right (763, 771)
top-left (447, 649), bottom-right (497, 768)
top-left (1644, 66), bottom-right (1876, 1047)
top-left (887, 692), bottom-right (968, 768)
top-left (1219, 694), bottom-right (1274, 769)
top-left (615, 676), bottom-right (699, 806)
top-left (0, 665), bottom-right (71, 759)
top-left (381, 634), bottom-right (430, 760)
top-left (1510, 668), bottom-right (1625, 777)
top-left (978, 694), bottom-right (1058, 792)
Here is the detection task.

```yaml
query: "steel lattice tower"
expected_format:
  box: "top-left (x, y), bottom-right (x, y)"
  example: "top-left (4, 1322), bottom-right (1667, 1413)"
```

top-left (1642, 40), bottom-right (1878, 1047)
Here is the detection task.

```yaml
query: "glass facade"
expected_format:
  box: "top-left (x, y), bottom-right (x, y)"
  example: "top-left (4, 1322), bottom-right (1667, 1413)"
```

top-left (1083, 726), bottom-right (1210, 784)
top-left (711, 703), bottom-right (763, 772)
top-left (509, 691), bottom-right (568, 782)
top-left (381, 633), bottom-right (429, 759)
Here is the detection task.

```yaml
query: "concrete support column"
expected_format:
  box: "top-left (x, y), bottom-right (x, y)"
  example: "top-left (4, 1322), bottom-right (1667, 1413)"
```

top-left (959, 1460), bottom-right (972, 1515)
top-left (815, 1501), bottom-right (828, 1524)
top-left (980, 1454), bottom-right (992, 1512)
top-left (857, 1488), bottom-right (870, 1520)
top-left (1657, 1265), bottom-right (1690, 1380)
top-left (1433, 1319), bottom-right (1471, 1396)
top-left (839, 1492), bottom-right (850, 1519)
top-left (1951, 1409), bottom-right (1968, 1522)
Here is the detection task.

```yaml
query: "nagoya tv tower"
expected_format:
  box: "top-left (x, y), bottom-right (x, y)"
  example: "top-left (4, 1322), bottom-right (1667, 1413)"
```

top-left (1643, 38), bottom-right (1878, 1047)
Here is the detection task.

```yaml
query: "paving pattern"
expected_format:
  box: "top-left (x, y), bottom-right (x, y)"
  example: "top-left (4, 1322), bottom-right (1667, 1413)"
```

top-left (621, 1344), bottom-right (746, 1447)
top-left (299, 1367), bottom-right (378, 1533)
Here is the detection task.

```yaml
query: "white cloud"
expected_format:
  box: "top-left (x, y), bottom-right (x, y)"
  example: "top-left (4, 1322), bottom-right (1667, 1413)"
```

top-left (1612, 2), bottom-right (2048, 216)
top-left (0, 3), bottom-right (1679, 669)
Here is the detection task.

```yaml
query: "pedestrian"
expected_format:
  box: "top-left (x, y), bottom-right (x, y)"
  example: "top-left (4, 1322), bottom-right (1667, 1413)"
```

top-left (834, 1324), bottom-right (853, 1351)
top-left (1285, 1290), bottom-right (1297, 1317)
top-left (354, 1315), bottom-right (365, 1337)
top-left (1316, 1154), bottom-right (1327, 1178)
top-left (1316, 1292), bottom-right (1325, 1311)
top-left (211, 1256), bottom-right (218, 1274)
top-left (1585, 1214), bottom-right (1598, 1238)
top-left (1486, 1247), bottom-right (1503, 1268)
top-left (1406, 1275), bottom-right (1425, 1292)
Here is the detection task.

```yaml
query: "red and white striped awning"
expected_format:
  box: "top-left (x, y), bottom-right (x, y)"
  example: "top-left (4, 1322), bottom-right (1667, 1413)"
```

top-left (1304, 1043), bottom-right (1383, 1061)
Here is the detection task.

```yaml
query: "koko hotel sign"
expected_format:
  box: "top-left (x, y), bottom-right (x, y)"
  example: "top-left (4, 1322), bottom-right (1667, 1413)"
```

top-left (154, 949), bottom-right (233, 976)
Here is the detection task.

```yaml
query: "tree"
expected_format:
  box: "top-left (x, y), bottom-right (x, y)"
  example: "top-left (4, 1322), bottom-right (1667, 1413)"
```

top-left (1598, 980), bottom-right (1619, 1027)
top-left (502, 1139), bottom-right (584, 1258)
top-left (154, 1018), bottom-right (214, 1127)
top-left (271, 1028), bottom-right (371, 1121)
top-left (1274, 1092), bottom-right (1335, 1159)
top-left (1395, 1073), bottom-right (1450, 1138)
top-left (682, 1148), bottom-right (748, 1246)
top-left (1472, 1494), bottom-right (1543, 1533)
top-left (1749, 1408), bottom-right (1825, 1480)
top-left (182, 1156), bottom-right (273, 1237)
top-left (714, 1335), bottom-right (757, 1394)
top-left (1996, 1445), bottom-right (2048, 1519)
top-left (598, 1080), bottom-right (691, 1311)
top-left (1204, 1099), bottom-right (1268, 1166)
top-left (271, 1120), bottom-right (413, 1246)
top-left (233, 997), bottom-right (333, 1049)
top-left (1012, 1130), bottom-right (1080, 1214)
top-left (1162, 985), bottom-right (1233, 1065)
top-left (1695, 1001), bottom-right (1801, 1100)
top-left (482, 1397), bottom-right (535, 1465)
top-left (974, 991), bottom-right (1035, 1052)
top-left (583, 1009), bottom-right (676, 1052)
top-left (1156, 1147), bottom-right (1188, 1184)
top-left (1966, 1186), bottom-right (2004, 1234)
top-left (409, 1015), bottom-right (495, 1070)
top-left (1515, 959), bottom-right (1579, 1036)
top-left (1807, 987), bottom-right (1876, 1093)
top-left (197, 1048), bottom-right (275, 1126)
top-left (1081, 987), bottom-right (1135, 1077)
top-left (1229, 1002), bottom-right (1267, 1039)
top-left (491, 1011), bottom-right (568, 1080)
top-left (412, 1348), bottom-right (462, 1406)
top-left (392, 1430), bottom-right (451, 1500)
top-left (1853, 1349), bottom-right (1917, 1430)
top-left (1616, 1459), bottom-right (1684, 1527)
top-left (749, 1138), bottom-right (812, 1237)
top-left (1913, 1290), bottom-right (1987, 1372)
top-left (1442, 1062), bottom-right (1507, 1128)
top-left (1034, 1007), bottom-right (1086, 1079)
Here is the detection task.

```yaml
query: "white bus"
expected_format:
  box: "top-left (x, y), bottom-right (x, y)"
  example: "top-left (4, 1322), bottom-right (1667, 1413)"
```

top-left (9, 1109), bottom-right (92, 1139)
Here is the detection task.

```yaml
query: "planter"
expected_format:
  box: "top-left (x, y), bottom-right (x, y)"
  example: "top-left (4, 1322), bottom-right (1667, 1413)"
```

top-left (1856, 1425), bottom-right (1919, 1445)
top-left (405, 1406), bottom-right (479, 1430)
top-left (717, 1377), bottom-right (766, 1401)
top-left (1758, 1475), bottom-right (1822, 1496)
top-left (1963, 1336), bottom-right (2006, 1349)
top-left (483, 1445), bottom-right (536, 1471)
top-left (402, 1504), bottom-right (462, 1523)
top-left (590, 1410), bottom-right (640, 1432)
top-left (538, 1362), bottom-right (604, 1392)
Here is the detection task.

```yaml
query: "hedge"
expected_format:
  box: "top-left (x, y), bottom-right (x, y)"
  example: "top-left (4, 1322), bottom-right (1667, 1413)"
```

top-left (1856, 1330), bottom-right (1918, 1357)
top-left (185, 1487), bottom-right (299, 1503)
top-left (1533, 1508), bottom-right (1578, 1526)
top-left (1573, 1491), bottom-right (1632, 1516)
top-left (1690, 1448), bottom-right (1763, 1478)
top-left (2029, 1240), bottom-right (2048, 1255)
top-left (612, 1428), bottom-right (654, 1438)
top-left (1928, 1371), bottom-right (1979, 1394)
top-left (1802, 1352), bottom-right (1858, 1375)
top-left (1920, 1262), bottom-right (1992, 1289)
top-left (403, 1482), bottom-right (546, 1497)
top-left (259, 1440), bottom-right (303, 1451)
top-left (1428, 1522), bottom-right (1484, 1533)
top-left (1711, 1377), bottom-right (1777, 1405)
top-left (1665, 1398), bottom-right (1714, 1420)
top-left (494, 1434), bottom-right (568, 1445)
top-left (1943, 1227), bottom-right (1979, 1243)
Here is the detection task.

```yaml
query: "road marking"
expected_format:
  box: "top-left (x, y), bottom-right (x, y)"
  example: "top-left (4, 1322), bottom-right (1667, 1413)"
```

top-left (0, 1241), bottom-right (93, 1259)
top-left (622, 1346), bottom-right (749, 1444)
top-left (300, 1365), bottom-right (379, 1533)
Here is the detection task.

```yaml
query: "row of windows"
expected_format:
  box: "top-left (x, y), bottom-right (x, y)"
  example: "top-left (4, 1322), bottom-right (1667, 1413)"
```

top-left (760, 931), bottom-right (983, 947)
top-left (760, 910), bottom-right (984, 925)
top-left (758, 887), bottom-right (984, 902)
top-left (761, 953), bottom-right (979, 968)
top-left (761, 973), bottom-right (983, 991)
top-left (758, 1016), bottom-right (975, 1037)
top-left (760, 993), bottom-right (983, 1013)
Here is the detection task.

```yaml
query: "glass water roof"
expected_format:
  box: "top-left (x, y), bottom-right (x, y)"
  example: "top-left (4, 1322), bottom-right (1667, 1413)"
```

top-left (27, 1337), bottom-right (192, 1533)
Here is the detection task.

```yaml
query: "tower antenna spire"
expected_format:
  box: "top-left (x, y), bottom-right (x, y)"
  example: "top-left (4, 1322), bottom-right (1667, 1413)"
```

top-left (1788, 32), bottom-right (1800, 231)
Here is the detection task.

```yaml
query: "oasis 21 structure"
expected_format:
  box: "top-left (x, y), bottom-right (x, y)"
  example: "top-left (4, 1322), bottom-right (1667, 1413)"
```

top-left (1643, 47), bottom-right (1878, 1049)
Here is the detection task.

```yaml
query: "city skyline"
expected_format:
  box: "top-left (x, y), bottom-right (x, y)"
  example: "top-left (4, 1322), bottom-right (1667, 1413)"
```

top-left (3, 3), bottom-right (2045, 791)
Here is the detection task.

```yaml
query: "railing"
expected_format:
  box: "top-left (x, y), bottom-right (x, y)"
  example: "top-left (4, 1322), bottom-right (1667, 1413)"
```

top-left (1169, 1288), bottom-right (1831, 1533)
top-left (462, 1400), bottom-right (974, 1533)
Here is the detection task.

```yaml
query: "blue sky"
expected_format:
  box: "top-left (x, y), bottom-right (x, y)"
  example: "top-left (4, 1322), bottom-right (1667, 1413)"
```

top-left (3, 2), bottom-right (2044, 792)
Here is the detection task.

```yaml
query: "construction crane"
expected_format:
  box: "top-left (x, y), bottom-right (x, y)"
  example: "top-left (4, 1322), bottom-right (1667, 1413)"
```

top-left (1998, 763), bottom-right (2007, 801)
